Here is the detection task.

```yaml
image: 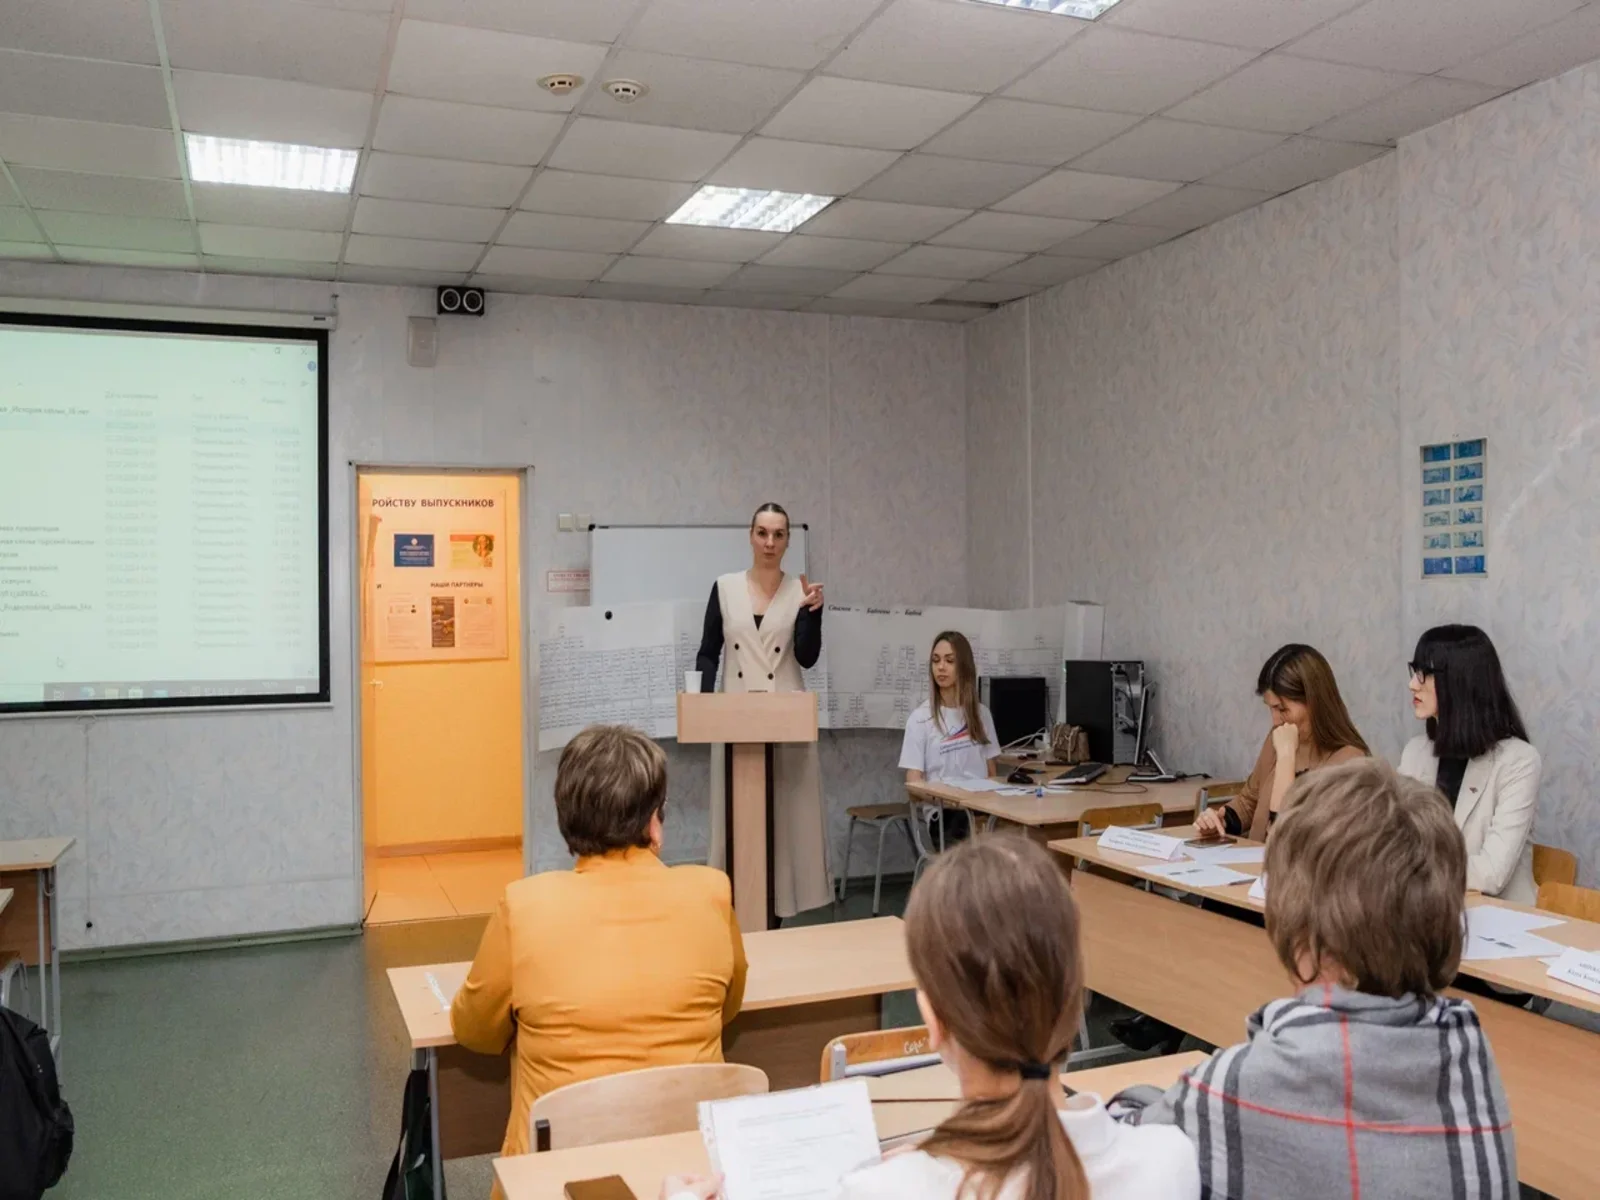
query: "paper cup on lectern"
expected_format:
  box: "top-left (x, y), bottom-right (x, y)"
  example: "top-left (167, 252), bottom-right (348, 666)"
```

top-left (684, 670), bottom-right (702, 693)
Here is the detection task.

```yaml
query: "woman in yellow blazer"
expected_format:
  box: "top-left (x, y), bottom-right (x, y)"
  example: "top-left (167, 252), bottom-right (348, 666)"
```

top-left (451, 724), bottom-right (747, 1181)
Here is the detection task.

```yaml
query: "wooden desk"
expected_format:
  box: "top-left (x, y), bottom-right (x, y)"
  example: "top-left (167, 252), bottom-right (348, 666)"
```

top-left (387, 917), bottom-right (915, 1185)
top-left (0, 889), bottom-right (11, 916)
top-left (864, 1050), bottom-right (1207, 1103)
top-left (1052, 827), bottom-right (1600, 1016)
top-left (0, 836), bottom-right (73, 1061)
top-left (907, 777), bottom-right (1199, 847)
top-left (1069, 869), bottom-right (1600, 1198)
top-left (493, 1053), bottom-right (1208, 1200)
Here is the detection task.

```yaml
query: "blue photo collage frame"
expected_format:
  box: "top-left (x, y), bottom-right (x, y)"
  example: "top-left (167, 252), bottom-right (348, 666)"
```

top-left (1421, 439), bottom-right (1486, 578)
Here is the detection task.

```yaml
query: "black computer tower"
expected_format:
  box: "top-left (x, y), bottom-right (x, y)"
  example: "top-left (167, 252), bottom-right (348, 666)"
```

top-left (980, 676), bottom-right (1048, 749)
top-left (1063, 660), bottom-right (1145, 764)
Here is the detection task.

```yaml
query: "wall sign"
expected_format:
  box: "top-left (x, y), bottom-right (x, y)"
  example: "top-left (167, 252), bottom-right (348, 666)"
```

top-left (1421, 439), bottom-right (1487, 579)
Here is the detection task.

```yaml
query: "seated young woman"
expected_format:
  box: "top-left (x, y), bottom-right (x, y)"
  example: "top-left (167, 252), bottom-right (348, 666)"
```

top-left (898, 631), bottom-right (1001, 846)
top-left (450, 725), bottom-right (746, 1189)
top-left (1400, 624), bottom-right (1541, 903)
top-left (1193, 643), bottom-right (1369, 841)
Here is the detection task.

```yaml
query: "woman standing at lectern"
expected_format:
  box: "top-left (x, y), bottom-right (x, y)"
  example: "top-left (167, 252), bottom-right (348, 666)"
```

top-left (695, 502), bottom-right (832, 919)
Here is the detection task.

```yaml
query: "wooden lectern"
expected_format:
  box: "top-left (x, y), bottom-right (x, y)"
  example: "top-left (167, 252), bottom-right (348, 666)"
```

top-left (677, 692), bottom-right (819, 933)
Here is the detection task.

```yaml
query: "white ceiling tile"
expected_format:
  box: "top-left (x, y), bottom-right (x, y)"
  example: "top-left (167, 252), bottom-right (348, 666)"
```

top-left (201, 255), bottom-right (338, 280)
top-left (1312, 77), bottom-right (1504, 145)
top-left (996, 170), bottom-right (1180, 220)
top-left (173, 71), bottom-right (372, 146)
top-left (498, 212), bottom-right (648, 253)
top-left (579, 52), bottom-right (803, 136)
top-left (798, 199), bottom-right (969, 241)
top-left (708, 139), bottom-right (899, 195)
top-left (1008, 28), bottom-right (1256, 115)
top-left (0, 184), bottom-right (16, 205)
top-left (339, 264), bottom-right (467, 286)
top-left (830, 273), bottom-right (956, 304)
top-left (0, 241), bottom-right (56, 260)
top-left (1050, 223), bottom-right (1175, 258)
top-left (470, 274), bottom-right (588, 296)
top-left (807, 296), bottom-right (911, 317)
top-left (521, 171), bottom-right (693, 221)
top-left (762, 78), bottom-right (980, 152)
top-left (587, 282), bottom-right (709, 304)
top-left (758, 235), bottom-right (907, 270)
top-left (360, 153), bottom-right (532, 207)
top-left (853, 155), bottom-right (1049, 208)
top-left (1167, 55), bottom-right (1416, 135)
top-left (478, 245), bottom-right (615, 279)
top-left (930, 211), bottom-right (1096, 252)
top-left (36, 211), bottom-right (193, 251)
top-left (403, 0), bottom-right (639, 42)
top-left (720, 264), bottom-right (858, 295)
top-left (1118, 183), bottom-right (1273, 231)
top-left (0, 0), bottom-right (160, 63)
top-left (374, 96), bottom-right (564, 166)
top-left (352, 197), bottom-right (506, 242)
top-left (906, 302), bottom-right (993, 321)
top-left (985, 254), bottom-right (1101, 285)
top-left (828, 0), bottom-right (1084, 93)
top-left (1104, 0), bottom-right (1367, 51)
top-left (550, 119), bottom-right (742, 183)
top-left (345, 235), bottom-right (485, 272)
top-left (198, 224), bottom-right (343, 261)
top-left (387, 20), bottom-right (608, 112)
top-left (161, 0), bottom-right (391, 89)
top-left (0, 114), bottom-right (179, 177)
top-left (878, 245), bottom-right (1024, 280)
top-left (626, 0), bottom-right (882, 71)
top-left (630, 225), bottom-right (783, 262)
top-left (1444, 6), bottom-right (1600, 90)
top-left (11, 169), bottom-right (188, 218)
top-left (57, 247), bottom-right (198, 269)
top-left (944, 280), bottom-right (1035, 303)
top-left (698, 290), bottom-right (811, 311)
top-left (1071, 120), bottom-right (1285, 182)
top-left (921, 99), bottom-right (1139, 167)
top-left (0, 50), bottom-right (170, 127)
top-left (1205, 136), bottom-right (1386, 192)
top-left (192, 184), bottom-right (351, 231)
top-left (1287, 0), bottom-right (1583, 75)
top-left (603, 256), bottom-right (739, 288)
top-left (0, 211), bottom-right (43, 241)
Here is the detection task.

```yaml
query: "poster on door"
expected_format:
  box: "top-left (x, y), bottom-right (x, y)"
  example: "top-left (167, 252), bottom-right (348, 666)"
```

top-left (365, 479), bottom-right (509, 663)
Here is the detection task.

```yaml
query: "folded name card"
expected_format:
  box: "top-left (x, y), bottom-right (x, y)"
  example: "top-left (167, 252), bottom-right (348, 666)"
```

top-left (1097, 826), bottom-right (1185, 860)
top-left (1546, 947), bottom-right (1600, 997)
top-left (1248, 874), bottom-right (1267, 903)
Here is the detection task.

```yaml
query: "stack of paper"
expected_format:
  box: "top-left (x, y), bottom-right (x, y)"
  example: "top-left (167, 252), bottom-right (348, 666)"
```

top-left (1182, 843), bottom-right (1267, 867)
top-left (701, 1080), bottom-right (881, 1200)
top-left (1142, 861), bottom-right (1256, 888)
top-left (1461, 907), bottom-right (1568, 962)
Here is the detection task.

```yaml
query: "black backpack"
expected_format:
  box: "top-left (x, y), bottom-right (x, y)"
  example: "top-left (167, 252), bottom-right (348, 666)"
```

top-left (382, 1065), bottom-right (446, 1200)
top-left (0, 1006), bottom-right (73, 1200)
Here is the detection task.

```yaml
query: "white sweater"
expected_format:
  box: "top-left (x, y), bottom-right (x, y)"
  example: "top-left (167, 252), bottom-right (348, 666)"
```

top-left (836, 1094), bottom-right (1199, 1200)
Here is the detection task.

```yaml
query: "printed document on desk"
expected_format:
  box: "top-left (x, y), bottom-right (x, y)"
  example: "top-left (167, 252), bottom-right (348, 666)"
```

top-left (1143, 861), bottom-right (1255, 888)
top-left (701, 1080), bottom-right (880, 1200)
top-left (1462, 906), bottom-right (1568, 961)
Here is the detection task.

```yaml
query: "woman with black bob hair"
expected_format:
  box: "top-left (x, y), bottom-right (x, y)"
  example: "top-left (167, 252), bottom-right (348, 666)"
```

top-left (1399, 624), bottom-right (1541, 903)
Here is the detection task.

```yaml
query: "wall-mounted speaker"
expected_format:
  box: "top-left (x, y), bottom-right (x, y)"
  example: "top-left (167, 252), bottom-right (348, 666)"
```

top-left (436, 286), bottom-right (485, 317)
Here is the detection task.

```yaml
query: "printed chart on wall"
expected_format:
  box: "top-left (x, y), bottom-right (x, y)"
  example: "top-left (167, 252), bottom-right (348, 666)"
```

top-left (365, 479), bottom-right (508, 662)
top-left (1421, 439), bottom-right (1487, 579)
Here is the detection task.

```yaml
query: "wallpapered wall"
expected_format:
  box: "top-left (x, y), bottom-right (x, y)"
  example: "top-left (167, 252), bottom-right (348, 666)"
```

top-left (0, 266), bottom-right (961, 948)
top-left (971, 60), bottom-right (1600, 885)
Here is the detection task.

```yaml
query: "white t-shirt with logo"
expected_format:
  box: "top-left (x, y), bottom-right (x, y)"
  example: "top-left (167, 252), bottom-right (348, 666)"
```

top-left (899, 700), bottom-right (1001, 783)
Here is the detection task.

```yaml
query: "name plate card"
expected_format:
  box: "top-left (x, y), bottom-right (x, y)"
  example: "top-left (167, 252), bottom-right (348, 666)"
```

top-left (1097, 826), bottom-right (1185, 860)
top-left (1248, 874), bottom-right (1267, 903)
top-left (1546, 948), bottom-right (1600, 997)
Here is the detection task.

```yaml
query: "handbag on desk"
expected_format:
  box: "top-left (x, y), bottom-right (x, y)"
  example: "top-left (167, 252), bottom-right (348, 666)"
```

top-left (1050, 724), bottom-right (1091, 765)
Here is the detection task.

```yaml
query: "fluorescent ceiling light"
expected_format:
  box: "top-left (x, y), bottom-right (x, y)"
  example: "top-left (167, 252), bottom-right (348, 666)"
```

top-left (969, 0), bottom-right (1125, 16)
top-left (666, 186), bottom-right (834, 233)
top-left (184, 133), bottom-right (359, 192)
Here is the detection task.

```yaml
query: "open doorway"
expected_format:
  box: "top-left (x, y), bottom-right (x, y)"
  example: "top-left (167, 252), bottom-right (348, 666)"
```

top-left (357, 468), bottom-right (528, 925)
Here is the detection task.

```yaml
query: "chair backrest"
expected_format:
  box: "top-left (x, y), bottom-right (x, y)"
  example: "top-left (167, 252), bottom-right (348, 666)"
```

top-left (1078, 803), bottom-right (1163, 837)
top-left (1196, 780), bottom-right (1246, 812)
top-left (1533, 844), bottom-right (1578, 889)
top-left (821, 1025), bottom-right (937, 1082)
top-left (1536, 881), bottom-right (1600, 923)
top-left (529, 1062), bottom-right (768, 1152)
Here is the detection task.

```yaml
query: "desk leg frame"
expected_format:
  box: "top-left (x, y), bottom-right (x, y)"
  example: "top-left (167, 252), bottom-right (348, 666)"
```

top-left (35, 865), bottom-right (62, 1067)
top-left (413, 1047), bottom-right (445, 1200)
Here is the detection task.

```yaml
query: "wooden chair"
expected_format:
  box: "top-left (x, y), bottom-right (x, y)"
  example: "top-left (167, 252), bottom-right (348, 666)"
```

top-left (821, 1025), bottom-right (937, 1082)
top-left (1536, 881), bottom-right (1600, 923)
top-left (1195, 780), bottom-right (1246, 823)
top-left (1533, 844), bottom-right (1578, 889)
top-left (838, 802), bottom-right (917, 915)
top-left (528, 1062), bottom-right (768, 1152)
top-left (1077, 803), bottom-right (1163, 838)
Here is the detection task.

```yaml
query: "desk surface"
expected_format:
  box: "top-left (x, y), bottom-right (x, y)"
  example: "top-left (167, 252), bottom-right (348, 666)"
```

top-left (0, 837), bottom-right (74, 871)
top-left (1052, 827), bottom-right (1600, 1016)
top-left (909, 777), bottom-right (1199, 827)
top-left (865, 1050), bottom-right (1207, 1103)
top-left (494, 1053), bottom-right (1206, 1200)
top-left (389, 917), bottom-right (913, 1051)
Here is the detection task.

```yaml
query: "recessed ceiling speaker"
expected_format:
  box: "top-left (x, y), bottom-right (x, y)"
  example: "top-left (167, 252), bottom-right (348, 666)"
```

top-left (436, 286), bottom-right (484, 317)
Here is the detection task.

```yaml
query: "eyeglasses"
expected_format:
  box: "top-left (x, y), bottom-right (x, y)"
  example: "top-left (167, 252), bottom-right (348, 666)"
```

top-left (1407, 663), bottom-right (1434, 683)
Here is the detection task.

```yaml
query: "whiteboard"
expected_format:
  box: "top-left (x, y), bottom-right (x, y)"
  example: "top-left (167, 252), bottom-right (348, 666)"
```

top-left (591, 525), bottom-right (809, 606)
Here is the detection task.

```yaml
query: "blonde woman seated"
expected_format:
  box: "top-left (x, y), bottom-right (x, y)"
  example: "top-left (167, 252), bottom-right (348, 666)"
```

top-left (451, 725), bottom-right (746, 1189)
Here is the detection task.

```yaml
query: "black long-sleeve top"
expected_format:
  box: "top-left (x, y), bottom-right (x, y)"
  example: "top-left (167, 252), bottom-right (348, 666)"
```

top-left (695, 581), bottom-right (822, 692)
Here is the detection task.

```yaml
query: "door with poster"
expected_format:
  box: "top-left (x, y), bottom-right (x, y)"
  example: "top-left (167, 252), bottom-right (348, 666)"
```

top-left (358, 470), bottom-right (527, 925)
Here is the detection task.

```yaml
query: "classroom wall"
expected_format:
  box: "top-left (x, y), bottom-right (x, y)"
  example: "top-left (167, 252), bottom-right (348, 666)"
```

top-left (968, 59), bottom-right (1600, 885)
top-left (0, 264), bottom-right (962, 949)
